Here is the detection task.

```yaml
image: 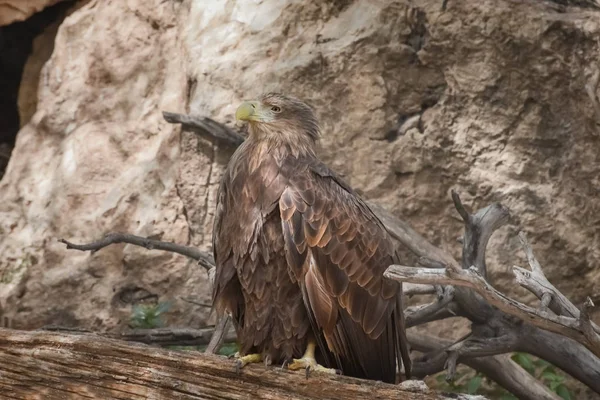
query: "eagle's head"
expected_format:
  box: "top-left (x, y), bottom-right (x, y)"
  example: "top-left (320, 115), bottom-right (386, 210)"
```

top-left (235, 93), bottom-right (320, 142)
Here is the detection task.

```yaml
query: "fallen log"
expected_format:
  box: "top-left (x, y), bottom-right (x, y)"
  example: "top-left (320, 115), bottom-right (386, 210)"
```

top-left (0, 328), bottom-right (449, 400)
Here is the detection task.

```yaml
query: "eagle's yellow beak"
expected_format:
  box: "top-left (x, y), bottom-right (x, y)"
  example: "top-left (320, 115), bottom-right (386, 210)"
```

top-left (235, 101), bottom-right (261, 121)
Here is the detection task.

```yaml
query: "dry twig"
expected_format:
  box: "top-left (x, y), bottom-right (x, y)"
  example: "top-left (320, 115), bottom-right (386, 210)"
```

top-left (59, 233), bottom-right (215, 272)
top-left (163, 111), bottom-right (244, 148)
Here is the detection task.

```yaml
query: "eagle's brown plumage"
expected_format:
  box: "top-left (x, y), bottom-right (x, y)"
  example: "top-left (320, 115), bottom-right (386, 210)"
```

top-left (212, 93), bottom-right (411, 383)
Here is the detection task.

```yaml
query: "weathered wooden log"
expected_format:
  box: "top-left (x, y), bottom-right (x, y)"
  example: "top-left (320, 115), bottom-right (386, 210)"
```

top-left (0, 328), bottom-right (447, 400)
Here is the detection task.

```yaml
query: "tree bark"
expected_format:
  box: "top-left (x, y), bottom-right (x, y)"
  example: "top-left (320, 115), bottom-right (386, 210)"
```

top-left (408, 332), bottom-right (561, 400)
top-left (0, 328), bottom-right (444, 400)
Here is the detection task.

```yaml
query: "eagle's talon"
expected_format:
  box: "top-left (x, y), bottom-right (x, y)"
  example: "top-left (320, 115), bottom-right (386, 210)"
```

top-left (264, 355), bottom-right (272, 367)
top-left (288, 341), bottom-right (337, 376)
top-left (233, 353), bottom-right (262, 374)
top-left (287, 356), bottom-right (337, 376)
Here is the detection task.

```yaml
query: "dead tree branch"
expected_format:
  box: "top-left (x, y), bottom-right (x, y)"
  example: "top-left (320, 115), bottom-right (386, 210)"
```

top-left (163, 111), bottom-right (244, 148)
top-left (409, 332), bottom-right (560, 400)
top-left (59, 233), bottom-right (215, 272)
top-left (515, 232), bottom-right (598, 330)
top-left (116, 327), bottom-right (236, 347)
top-left (0, 328), bottom-right (442, 400)
top-left (452, 191), bottom-right (511, 278)
top-left (442, 334), bottom-right (520, 380)
top-left (385, 263), bottom-right (600, 355)
top-left (205, 316), bottom-right (232, 354)
top-left (404, 283), bottom-right (437, 296)
top-left (383, 190), bottom-right (600, 394)
top-left (405, 286), bottom-right (458, 327)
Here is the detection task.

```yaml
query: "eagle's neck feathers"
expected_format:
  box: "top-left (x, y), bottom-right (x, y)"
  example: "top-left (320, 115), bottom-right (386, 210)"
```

top-left (246, 123), bottom-right (317, 162)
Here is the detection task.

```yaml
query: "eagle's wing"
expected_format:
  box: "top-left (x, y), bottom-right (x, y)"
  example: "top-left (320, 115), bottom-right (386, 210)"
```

top-left (279, 160), bottom-right (411, 382)
top-left (212, 175), bottom-right (245, 329)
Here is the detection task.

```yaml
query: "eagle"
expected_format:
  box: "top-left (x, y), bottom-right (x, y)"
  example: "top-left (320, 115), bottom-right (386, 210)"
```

top-left (212, 93), bottom-right (411, 383)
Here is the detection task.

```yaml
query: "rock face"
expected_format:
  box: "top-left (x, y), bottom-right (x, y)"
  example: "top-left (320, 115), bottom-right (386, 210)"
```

top-left (0, 0), bottom-right (64, 26)
top-left (1, 0), bottom-right (600, 331)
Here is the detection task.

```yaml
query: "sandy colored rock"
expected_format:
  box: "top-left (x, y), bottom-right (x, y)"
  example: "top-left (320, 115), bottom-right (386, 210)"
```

top-left (0, 0), bottom-right (64, 26)
top-left (1, 0), bottom-right (599, 338)
top-left (0, 0), bottom-right (203, 331)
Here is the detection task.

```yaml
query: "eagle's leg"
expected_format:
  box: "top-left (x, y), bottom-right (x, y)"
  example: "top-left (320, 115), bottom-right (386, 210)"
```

top-left (287, 341), bottom-right (337, 376)
top-left (233, 352), bottom-right (262, 373)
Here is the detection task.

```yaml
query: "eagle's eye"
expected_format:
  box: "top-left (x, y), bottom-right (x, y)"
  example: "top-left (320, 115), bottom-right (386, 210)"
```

top-left (271, 106), bottom-right (282, 113)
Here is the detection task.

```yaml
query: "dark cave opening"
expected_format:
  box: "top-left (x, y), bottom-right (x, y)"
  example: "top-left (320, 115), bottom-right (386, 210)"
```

top-left (0, 2), bottom-right (73, 179)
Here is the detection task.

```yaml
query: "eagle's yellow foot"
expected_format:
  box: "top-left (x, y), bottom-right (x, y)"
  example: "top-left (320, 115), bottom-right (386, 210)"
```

top-left (233, 352), bottom-right (262, 374)
top-left (287, 342), bottom-right (338, 378)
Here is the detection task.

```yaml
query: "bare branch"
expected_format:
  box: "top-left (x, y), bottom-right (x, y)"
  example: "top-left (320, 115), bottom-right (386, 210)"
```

top-left (580, 298), bottom-right (600, 347)
top-left (409, 332), bottom-right (560, 400)
top-left (451, 190), bottom-right (471, 223)
top-left (180, 297), bottom-right (212, 308)
top-left (163, 111), bottom-right (244, 148)
top-left (540, 292), bottom-right (553, 313)
top-left (38, 325), bottom-right (92, 333)
top-left (412, 332), bottom-right (519, 381)
top-left (404, 283), bottom-right (437, 296)
top-left (59, 233), bottom-right (215, 271)
top-left (416, 257), bottom-right (446, 269)
top-left (514, 232), bottom-right (580, 318)
top-left (386, 266), bottom-right (450, 285)
top-left (116, 327), bottom-right (236, 347)
top-left (206, 316), bottom-right (232, 355)
top-left (513, 232), bottom-right (600, 337)
top-left (444, 335), bottom-right (519, 380)
top-left (518, 327), bottom-right (600, 393)
top-left (405, 286), bottom-right (457, 328)
top-left (452, 190), bottom-right (510, 277)
top-left (517, 232), bottom-right (544, 276)
top-left (385, 264), bottom-right (600, 358)
top-left (406, 306), bottom-right (458, 328)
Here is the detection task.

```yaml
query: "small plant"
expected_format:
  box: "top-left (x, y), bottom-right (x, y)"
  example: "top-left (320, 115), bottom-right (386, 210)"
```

top-left (434, 368), bottom-right (488, 395)
top-left (129, 301), bottom-right (171, 329)
top-left (511, 352), bottom-right (572, 400)
top-left (430, 352), bottom-right (573, 400)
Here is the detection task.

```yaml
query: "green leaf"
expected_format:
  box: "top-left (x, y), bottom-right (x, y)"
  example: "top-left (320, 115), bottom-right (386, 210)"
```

top-left (467, 375), bottom-right (482, 394)
top-left (549, 380), bottom-right (561, 391)
top-left (500, 394), bottom-right (519, 400)
top-left (513, 353), bottom-right (535, 374)
top-left (542, 371), bottom-right (563, 383)
top-left (534, 358), bottom-right (551, 368)
top-left (542, 365), bottom-right (557, 375)
top-left (556, 384), bottom-right (572, 400)
top-left (129, 302), bottom-right (170, 329)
